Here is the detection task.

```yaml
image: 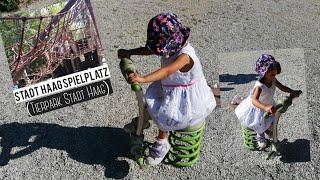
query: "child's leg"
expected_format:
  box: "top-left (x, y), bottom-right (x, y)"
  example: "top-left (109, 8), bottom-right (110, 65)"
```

top-left (265, 124), bottom-right (273, 139)
top-left (257, 132), bottom-right (267, 150)
top-left (158, 130), bottom-right (169, 139)
top-left (256, 133), bottom-right (265, 141)
top-left (146, 130), bottom-right (171, 166)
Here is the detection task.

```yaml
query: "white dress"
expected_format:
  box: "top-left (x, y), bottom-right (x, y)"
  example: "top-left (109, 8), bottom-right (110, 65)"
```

top-left (235, 80), bottom-right (276, 134)
top-left (145, 43), bottom-right (216, 131)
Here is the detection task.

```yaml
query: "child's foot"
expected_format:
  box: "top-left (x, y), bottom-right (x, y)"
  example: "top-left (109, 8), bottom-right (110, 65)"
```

top-left (146, 138), bottom-right (170, 166)
top-left (123, 117), bottom-right (150, 134)
top-left (257, 133), bottom-right (267, 150)
top-left (257, 140), bottom-right (267, 150)
top-left (265, 129), bottom-right (273, 140)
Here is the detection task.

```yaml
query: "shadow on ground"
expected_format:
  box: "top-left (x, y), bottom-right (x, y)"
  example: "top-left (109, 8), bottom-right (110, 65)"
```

top-left (219, 73), bottom-right (258, 91)
top-left (280, 138), bottom-right (311, 163)
top-left (0, 122), bottom-right (130, 179)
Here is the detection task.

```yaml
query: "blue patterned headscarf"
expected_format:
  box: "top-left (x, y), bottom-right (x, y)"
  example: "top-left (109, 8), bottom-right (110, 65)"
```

top-left (146, 12), bottom-right (190, 56)
top-left (255, 54), bottom-right (281, 78)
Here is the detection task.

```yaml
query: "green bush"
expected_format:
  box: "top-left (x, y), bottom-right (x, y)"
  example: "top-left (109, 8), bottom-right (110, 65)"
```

top-left (0, 0), bottom-right (20, 12)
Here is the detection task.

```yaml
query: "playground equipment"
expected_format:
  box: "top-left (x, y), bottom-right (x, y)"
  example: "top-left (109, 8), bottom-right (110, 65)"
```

top-left (120, 57), bottom-right (206, 167)
top-left (241, 125), bottom-right (259, 151)
top-left (263, 93), bottom-right (301, 160)
top-left (0, 0), bottom-right (104, 86)
top-left (119, 58), bottom-right (148, 166)
top-left (166, 121), bottom-right (205, 167)
top-left (241, 93), bottom-right (301, 159)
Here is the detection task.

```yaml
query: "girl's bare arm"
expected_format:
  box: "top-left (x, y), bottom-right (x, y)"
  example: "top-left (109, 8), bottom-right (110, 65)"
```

top-left (252, 87), bottom-right (276, 114)
top-left (118, 47), bottom-right (153, 58)
top-left (129, 54), bottom-right (192, 83)
top-left (275, 79), bottom-right (293, 93)
top-left (275, 79), bottom-right (302, 97)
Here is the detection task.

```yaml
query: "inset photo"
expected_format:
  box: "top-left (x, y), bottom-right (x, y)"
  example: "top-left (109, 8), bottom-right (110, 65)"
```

top-left (218, 49), bottom-right (309, 164)
top-left (0, 0), bottom-right (112, 115)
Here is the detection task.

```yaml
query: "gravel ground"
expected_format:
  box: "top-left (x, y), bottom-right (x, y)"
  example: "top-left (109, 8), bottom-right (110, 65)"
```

top-left (0, 0), bottom-right (319, 179)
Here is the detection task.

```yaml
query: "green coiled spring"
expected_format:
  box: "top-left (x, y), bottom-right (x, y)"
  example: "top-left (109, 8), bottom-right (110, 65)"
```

top-left (241, 126), bottom-right (259, 150)
top-left (166, 121), bottom-right (205, 167)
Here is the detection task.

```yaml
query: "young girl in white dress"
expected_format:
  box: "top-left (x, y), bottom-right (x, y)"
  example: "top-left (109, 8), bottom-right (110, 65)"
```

top-left (235, 54), bottom-right (301, 149)
top-left (118, 13), bottom-right (216, 165)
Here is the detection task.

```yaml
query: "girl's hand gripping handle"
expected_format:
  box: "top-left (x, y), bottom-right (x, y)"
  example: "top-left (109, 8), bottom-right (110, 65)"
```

top-left (263, 91), bottom-right (302, 119)
top-left (119, 58), bottom-right (142, 92)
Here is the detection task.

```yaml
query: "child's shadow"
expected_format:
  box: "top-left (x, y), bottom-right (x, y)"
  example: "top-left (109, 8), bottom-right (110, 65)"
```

top-left (0, 122), bottom-right (130, 179)
top-left (279, 138), bottom-right (311, 163)
top-left (219, 73), bottom-right (258, 91)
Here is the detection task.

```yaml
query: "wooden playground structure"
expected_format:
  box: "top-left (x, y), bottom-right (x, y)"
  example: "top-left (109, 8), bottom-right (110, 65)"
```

top-left (0, 0), bottom-right (105, 88)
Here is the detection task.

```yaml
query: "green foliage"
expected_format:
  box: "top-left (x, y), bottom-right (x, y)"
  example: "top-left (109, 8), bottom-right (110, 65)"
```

top-left (47, 2), bottom-right (66, 14)
top-left (0, 18), bottom-right (20, 47)
top-left (26, 54), bottom-right (46, 74)
top-left (0, 0), bottom-right (20, 12)
top-left (0, 1), bottom-right (67, 77)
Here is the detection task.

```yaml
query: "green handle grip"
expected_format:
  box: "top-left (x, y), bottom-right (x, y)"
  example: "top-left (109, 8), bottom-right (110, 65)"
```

top-left (119, 58), bottom-right (142, 92)
top-left (263, 96), bottom-right (293, 119)
top-left (131, 83), bottom-right (142, 91)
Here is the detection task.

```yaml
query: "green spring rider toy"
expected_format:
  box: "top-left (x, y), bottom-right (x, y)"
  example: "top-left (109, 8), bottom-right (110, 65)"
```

top-left (263, 94), bottom-right (295, 160)
top-left (241, 93), bottom-right (301, 160)
top-left (120, 58), bottom-right (147, 166)
top-left (241, 125), bottom-right (259, 150)
top-left (120, 57), bottom-right (206, 167)
top-left (166, 120), bottom-right (205, 167)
